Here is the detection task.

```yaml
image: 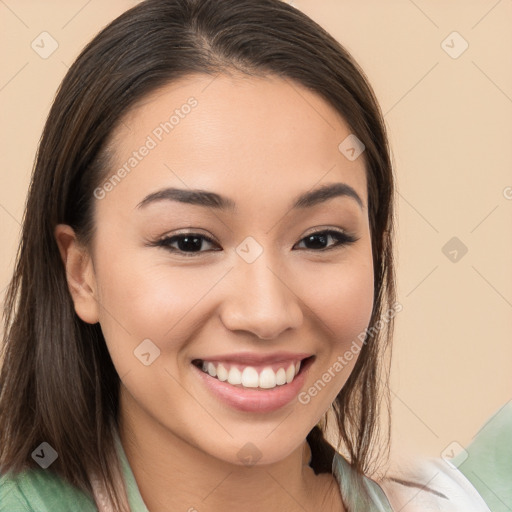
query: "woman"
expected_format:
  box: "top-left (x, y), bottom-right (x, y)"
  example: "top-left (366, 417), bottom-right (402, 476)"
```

top-left (0, 0), bottom-right (399, 510)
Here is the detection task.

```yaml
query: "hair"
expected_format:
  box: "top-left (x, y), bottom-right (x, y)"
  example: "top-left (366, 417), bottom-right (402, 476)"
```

top-left (0, 0), bottom-right (395, 510)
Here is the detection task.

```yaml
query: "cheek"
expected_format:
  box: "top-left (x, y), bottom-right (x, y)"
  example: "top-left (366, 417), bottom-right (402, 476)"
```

top-left (293, 255), bottom-right (374, 413)
top-left (93, 246), bottom-right (228, 367)
top-left (301, 257), bottom-right (375, 346)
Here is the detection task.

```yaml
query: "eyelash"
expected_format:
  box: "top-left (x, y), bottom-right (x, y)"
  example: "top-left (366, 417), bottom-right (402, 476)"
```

top-left (151, 229), bottom-right (359, 257)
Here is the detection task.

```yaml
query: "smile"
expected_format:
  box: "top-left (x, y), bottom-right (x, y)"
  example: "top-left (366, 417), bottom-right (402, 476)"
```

top-left (191, 356), bottom-right (315, 413)
top-left (193, 359), bottom-right (303, 389)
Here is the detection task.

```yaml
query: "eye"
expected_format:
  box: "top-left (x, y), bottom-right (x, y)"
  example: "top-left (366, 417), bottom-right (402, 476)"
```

top-left (152, 233), bottom-right (220, 257)
top-left (294, 229), bottom-right (358, 251)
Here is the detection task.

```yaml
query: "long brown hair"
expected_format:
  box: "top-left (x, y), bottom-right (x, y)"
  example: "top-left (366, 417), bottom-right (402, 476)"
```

top-left (0, 0), bottom-right (395, 509)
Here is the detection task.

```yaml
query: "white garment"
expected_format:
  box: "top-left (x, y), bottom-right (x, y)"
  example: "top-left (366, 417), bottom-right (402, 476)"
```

top-left (380, 456), bottom-right (491, 511)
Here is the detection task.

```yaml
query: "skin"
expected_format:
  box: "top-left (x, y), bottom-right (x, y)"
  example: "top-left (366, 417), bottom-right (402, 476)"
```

top-left (55, 73), bottom-right (374, 512)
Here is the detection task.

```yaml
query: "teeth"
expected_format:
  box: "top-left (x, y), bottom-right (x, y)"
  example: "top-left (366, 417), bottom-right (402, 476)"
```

top-left (275, 368), bottom-right (286, 385)
top-left (259, 367), bottom-right (276, 389)
top-left (216, 363), bottom-right (228, 381)
top-left (285, 363), bottom-right (295, 384)
top-left (198, 359), bottom-right (303, 389)
top-left (241, 367), bottom-right (259, 388)
top-left (207, 362), bottom-right (217, 378)
top-left (228, 366), bottom-right (242, 385)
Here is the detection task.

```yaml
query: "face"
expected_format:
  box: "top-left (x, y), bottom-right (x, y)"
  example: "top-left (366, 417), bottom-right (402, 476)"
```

top-left (66, 73), bottom-right (374, 466)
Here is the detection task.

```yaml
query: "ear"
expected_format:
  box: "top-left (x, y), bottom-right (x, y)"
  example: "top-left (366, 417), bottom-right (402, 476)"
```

top-left (54, 224), bottom-right (100, 324)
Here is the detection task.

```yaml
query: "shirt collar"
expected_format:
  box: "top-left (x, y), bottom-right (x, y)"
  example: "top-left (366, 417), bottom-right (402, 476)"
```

top-left (114, 430), bottom-right (150, 512)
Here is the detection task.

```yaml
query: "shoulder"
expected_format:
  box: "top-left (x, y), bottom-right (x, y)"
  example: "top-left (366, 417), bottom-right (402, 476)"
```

top-left (454, 401), bottom-right (512, 510)
top-left (0, 467), bottom-right (97, 512)
top-left (381, 402), bottom-right (512, 511)
top-left (332, 450), bottom-right (492, 511)
top-left (378, 456), bottom-right (492, 511)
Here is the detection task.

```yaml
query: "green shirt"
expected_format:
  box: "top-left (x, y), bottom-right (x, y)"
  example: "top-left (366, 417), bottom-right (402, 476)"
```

top-left (1, 433), bottom-right (393, 511)
top-left (453, 401), bottom-right (512, 512)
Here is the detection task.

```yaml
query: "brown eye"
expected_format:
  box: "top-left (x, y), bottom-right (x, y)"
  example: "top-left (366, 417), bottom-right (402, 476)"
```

top-left (294, 230), bottom-right (358, 251)
top-left (154, 233), bottom-right (220, 256)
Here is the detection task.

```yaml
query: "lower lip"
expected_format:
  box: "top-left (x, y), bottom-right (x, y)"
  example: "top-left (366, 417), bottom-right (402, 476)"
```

top-left (191, 358), bottom-right (313, 413)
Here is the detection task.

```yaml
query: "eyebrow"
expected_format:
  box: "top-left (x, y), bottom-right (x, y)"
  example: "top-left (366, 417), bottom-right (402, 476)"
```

top-left (135, 182), bottom-right (364, 212)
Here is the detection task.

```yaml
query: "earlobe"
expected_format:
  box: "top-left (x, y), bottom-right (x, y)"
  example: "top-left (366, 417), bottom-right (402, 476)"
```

top-left (54, 224), bottom-right (100, 324)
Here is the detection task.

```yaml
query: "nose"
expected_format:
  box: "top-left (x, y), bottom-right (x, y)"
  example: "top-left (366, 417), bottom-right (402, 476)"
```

top-left (219, 256), bottom-right (303, 340)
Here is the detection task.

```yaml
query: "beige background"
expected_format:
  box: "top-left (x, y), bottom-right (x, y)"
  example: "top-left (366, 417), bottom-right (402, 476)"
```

top-left (1, 0), bottom-right (511, 464)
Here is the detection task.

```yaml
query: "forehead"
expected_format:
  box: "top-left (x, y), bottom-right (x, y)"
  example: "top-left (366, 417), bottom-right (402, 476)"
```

top-left (101, 73), bottom-right (368, 213)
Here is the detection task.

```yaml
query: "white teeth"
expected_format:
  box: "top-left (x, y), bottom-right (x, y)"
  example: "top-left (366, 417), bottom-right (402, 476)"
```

top-left (198, 359), bottom-right (304, 389)
top-left (275, 367), bottom-right (286, 385)
top-left (227, 366), bottom-right (242, 385)
top-left (241, 367), bottom-right (259, 388)
top-left (207, 362), bottom-right (217, 378)
top-left (285, 364), bottom-right (295, 384)
top-left (216, 363), bottom-right (228, 381)
top-left (259, 367), bottom-right (277, 389)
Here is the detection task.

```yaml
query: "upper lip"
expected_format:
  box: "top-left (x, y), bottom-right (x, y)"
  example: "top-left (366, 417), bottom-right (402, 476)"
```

top-left (192, 351), bottom-right (314, 366)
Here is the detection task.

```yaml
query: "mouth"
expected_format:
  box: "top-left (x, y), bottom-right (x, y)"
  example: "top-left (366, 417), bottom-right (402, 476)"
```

top-left (190, 355), bottom-right (315, 413)
top-left (191, 355), bottom-right (315, 390)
